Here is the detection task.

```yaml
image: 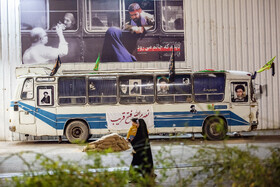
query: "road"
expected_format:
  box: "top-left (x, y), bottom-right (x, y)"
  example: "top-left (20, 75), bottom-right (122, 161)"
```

top-left (0, 134), bottom-right (280, 185)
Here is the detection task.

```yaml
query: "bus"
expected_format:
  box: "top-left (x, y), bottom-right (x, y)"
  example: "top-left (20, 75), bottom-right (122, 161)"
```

top-left (9, 66), bottom-right (259, 142)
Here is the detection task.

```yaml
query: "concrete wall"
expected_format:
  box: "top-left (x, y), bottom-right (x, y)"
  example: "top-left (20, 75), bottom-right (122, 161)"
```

top-left (0, 0), bottom-right (279, 140)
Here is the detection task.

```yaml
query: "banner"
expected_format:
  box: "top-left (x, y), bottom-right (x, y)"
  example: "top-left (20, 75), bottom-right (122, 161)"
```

top-left (106, 105), bottom-right (154, 130)
top-left (20, 0), bottom-right (185, 64)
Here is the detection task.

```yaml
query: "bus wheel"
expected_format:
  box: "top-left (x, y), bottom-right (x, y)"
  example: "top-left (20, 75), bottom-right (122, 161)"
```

top-left (203, 117), bottom-right (227, 140)
top-left (65, 120), bottom-right (89, 143)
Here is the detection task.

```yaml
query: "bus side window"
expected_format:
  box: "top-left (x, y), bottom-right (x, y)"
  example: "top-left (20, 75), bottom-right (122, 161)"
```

top-left (88, 76), bottom-right (117, 104)
top-left (21, 0), bottom-right (78, 31)
top-left (193, 73), bottom-right (225, 102)
top-left (20, 0), bottom-right (48, 30)
top-left (119, 75), bottom-right (154, 104)
top-left (124, 0), bottom-right (155, 31)
top-left (58, 77), bottom-right (86, 105)
top-left (85, 0), bottom-right (121, 32)
top-left (173, 75), bottom-right (192, 103)
top-left (49, 0), bottom-right (78, 31)
top-left (231, 82), bottom-right (248, 102)
top-left (156, 75), bottom-right (174, 103)
top-left (156, 74), bottom-right (192, 103)
top-left (162, 0), bottom-right (184, 32)
top-left (21, 78), bottom-right (34, 99)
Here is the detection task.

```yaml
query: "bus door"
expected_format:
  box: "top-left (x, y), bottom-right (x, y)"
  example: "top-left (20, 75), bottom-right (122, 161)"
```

top-left (18, 78), bottom-right (37, 135)
top-left (230, 81), bottom-right (251, 131)
top-left (35, 85), bottom-right (57, 136)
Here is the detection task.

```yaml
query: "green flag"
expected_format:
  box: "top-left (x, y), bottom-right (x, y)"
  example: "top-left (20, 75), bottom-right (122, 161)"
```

top-left (257, 56), bottom-right (276, 73)
top-left (94, 53), bottom-right (100, 71)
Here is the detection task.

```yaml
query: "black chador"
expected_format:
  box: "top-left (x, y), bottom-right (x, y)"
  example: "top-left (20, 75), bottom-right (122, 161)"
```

top-left (130, 119), bottom-right (154, 177)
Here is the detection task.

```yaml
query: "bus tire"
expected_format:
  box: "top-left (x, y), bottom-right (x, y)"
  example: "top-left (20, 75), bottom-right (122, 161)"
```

top-left (203, 117), bottom-right (227, 140)
top-left (65, 120), bottom-right (89, 143)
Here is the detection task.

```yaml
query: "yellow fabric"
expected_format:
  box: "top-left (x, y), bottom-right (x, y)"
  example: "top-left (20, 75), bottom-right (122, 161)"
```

top-left (126, 125), bottom-right (138, 140)
top-left (126, 125), bottom-right (150, 140)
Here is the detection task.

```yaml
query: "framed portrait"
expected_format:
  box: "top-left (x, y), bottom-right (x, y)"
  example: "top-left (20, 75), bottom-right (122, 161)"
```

top-left (157, 76), bottom-right (169, 93)
top-left (231, 82), bottom-right (248, 102)
top-left (120, 84), bottom-right (128, 95)
top-left (129, 79), bottom-right (141, 95)
top-left (37, 86), bottom-right (54, 106)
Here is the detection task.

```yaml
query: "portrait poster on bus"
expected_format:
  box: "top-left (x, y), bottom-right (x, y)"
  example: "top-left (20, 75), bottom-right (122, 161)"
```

top-left (129, 79), bottom-right (142, 95)
top-left (38, 88), bottom-right (52, 106)
top-left (106, 105), bottom-right (154, 130)
top-left (20, 0), bottom-right (185, 65)
top-left (231, 82), bottom-right (249, 102)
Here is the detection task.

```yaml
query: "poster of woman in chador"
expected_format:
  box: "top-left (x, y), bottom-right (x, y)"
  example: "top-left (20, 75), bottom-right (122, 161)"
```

top-left (20, 0), bottom-right (184, 64)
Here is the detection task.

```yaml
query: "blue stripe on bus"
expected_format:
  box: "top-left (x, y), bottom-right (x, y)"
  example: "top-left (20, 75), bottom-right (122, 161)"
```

top-left (18, 101), bottom-right (57, 128)
top-left (13, 101), bottom-right (250, 130)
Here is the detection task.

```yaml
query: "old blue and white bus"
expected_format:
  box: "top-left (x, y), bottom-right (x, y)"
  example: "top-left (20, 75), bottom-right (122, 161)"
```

top-left (10, 66), bottom-right (258, 142)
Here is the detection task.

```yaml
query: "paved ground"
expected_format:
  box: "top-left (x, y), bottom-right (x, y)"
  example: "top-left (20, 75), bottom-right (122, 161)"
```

top-left (0, 129), bottom-right (280, 186)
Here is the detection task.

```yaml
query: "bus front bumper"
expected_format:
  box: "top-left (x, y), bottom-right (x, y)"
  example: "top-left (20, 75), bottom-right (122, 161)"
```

top-left (250, 121), bottom-right (258, 130)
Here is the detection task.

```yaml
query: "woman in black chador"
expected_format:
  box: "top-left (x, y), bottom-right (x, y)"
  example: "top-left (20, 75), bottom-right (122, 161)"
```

top-left (130, 119), bottom-right (154, 178)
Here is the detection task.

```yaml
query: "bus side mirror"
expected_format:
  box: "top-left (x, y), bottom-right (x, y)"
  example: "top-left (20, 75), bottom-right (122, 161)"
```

top-left (259, 85), bottom-right (263, 94)
top-left (259, 84), bottom-right (267, 97)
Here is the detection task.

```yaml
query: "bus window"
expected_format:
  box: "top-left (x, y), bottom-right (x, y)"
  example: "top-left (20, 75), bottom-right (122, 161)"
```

top-left (58, 77), bottom-right (86, 105)
top-left (49, 0), bottom-right (78, 31)
top-left (156, 74), bottom-right (191, 103)
top-left (193, 73), bottom-right (225, 102)
top-left (156, 75), bottom-right (173, 103)
top-left (21, 0), bottom-right (48, 30)
top-left (21, 78), bottom-right (34, 99)
top-left (231, 82), bottom-right (248, 102)
top-left (85, 0), bottom-right (121, 32)
top-left (173, 74), bottom-right (192, 103)
top-left (88, 76), bottom-right (117, 104)
top-left (124, 0), bottom-right (155, 31)
top-left (119, 75), bottom-right (154, 104)
top-left (161, 0), bottom-right (184, 32)
top-left (20, 0), bottom-right (78, 31)
top-left (37, 86), bottom-right (54, 106)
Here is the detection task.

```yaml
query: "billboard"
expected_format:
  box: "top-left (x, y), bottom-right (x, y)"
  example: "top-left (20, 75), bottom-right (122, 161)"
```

top-left (20, 0), bottom-right (185, 64)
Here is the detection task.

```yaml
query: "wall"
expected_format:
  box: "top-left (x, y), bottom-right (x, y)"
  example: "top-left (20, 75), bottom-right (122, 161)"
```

top-left (185, 0), bottom-right (280, 129)
top-left (0, 0), bottom-right (279, 140)
top-left (0, 0), bottom-right (21, 140)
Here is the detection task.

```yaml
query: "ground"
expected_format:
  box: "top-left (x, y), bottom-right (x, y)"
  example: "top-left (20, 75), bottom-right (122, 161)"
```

top-left (0, 131), bottom-right (280, 186)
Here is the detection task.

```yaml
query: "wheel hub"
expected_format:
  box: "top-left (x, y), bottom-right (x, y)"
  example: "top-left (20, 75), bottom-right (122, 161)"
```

top-left (72, 127), bottom-right (83, 138)
top-left (210, 122), bottom-right (221, 136)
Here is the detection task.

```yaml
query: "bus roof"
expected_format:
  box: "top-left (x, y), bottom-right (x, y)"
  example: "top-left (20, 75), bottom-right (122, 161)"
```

top-left (16, 64), bottom-right (252, 79)
top-left (16, 63), bottom-right (192, 77)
